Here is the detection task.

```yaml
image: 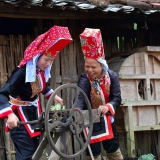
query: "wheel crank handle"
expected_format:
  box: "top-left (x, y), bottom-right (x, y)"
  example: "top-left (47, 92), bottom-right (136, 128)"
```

top-left (17, 120), bottom-right (40, 125)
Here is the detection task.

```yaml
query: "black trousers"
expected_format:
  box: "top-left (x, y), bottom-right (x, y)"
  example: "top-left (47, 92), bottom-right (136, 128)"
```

top-left (10, 125), bottom-right (39, 160)
top-left (86, 122), bottom-right (119, 156)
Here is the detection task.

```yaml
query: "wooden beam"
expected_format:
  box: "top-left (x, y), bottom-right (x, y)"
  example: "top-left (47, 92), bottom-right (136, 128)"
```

top-left (121, 100), bottom-right (160, 106)
top-left (134, 125), bottom-right (160, 131)
top-left (113, 46), bottom-right (160, 58)
top-left (0, 4), bottom-right (124, 19)
top-left (119, 74), bottom-right (160, 79)
top-left (81, 109), bottom-right (100, 127)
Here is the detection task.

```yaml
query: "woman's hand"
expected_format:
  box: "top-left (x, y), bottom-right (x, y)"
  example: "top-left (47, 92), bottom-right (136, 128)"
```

top-left (54, 95), bottom-right (63, 105)
top-left (98, 105), bottom-right (109, 116)
top-left (7, 113), bottom-right (19, 129)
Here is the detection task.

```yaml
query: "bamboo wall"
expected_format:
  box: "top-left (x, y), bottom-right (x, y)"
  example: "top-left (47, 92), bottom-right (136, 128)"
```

top-left (0, 18), bottom-right (160, 159)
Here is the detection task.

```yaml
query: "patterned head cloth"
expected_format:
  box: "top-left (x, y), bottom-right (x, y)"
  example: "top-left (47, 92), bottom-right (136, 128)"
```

top-left (80, 28), bottom-right (105, 60)
top-left (18, 25), bottom-right (73, 68)
top-left (80, 28), bottom-right (108, 73)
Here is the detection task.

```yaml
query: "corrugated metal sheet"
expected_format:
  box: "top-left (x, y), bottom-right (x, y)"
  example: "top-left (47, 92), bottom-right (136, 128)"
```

top-left (3, 0), bottom-right (160, 14)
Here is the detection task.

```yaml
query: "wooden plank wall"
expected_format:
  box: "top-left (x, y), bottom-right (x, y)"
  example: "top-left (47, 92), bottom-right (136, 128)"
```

top-left (0, 18), bottom-right (160, 159)
top-left (0, 34), bottom-right (34, 159)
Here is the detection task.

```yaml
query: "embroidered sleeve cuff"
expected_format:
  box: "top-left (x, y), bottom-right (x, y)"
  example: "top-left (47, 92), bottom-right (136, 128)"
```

top-left (106, 103), bottom-right (115, 115)
top-left (0, 107), bottom-right (13, 119)
top-left (44, 89), bottom-right (54, 100)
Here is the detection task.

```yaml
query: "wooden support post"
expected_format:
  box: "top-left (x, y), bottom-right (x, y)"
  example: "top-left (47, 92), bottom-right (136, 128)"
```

top-left (127, 105), bottom-right (136, 157)
top-left (5, 132), bottom-right (11, 160)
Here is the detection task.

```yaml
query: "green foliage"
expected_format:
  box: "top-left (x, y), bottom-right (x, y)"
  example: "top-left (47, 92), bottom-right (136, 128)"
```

top-left (138, 154), bottom-right (155, 160)
top-left (134, 23), bottom-right (137, 30)
top-left (50, 103), bottom-right (65, 111)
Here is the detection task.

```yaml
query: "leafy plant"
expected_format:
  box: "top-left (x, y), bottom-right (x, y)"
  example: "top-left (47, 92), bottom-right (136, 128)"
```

top-left (50, 103), bottom-right (65, 111)
top-left (138, 154), bottom-right (155, 160)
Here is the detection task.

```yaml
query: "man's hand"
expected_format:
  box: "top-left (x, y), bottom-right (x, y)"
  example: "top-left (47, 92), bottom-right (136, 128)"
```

top-left (7, 113), bottom-right (19, 129)
top-left (98, 105), bottom-right (109, 116)
top-left (54, 95), bottom-right (63, 105)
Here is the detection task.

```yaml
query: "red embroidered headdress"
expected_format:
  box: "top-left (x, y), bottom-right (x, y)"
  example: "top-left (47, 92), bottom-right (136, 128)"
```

top-left (18, 25), bottom-right (73, 68)
top-left (79, 28), bottom-right (105, 60)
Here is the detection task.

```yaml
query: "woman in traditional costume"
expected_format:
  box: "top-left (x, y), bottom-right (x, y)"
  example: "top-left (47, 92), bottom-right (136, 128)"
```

top-left (0, 25), bottom-right (72, 160)
top-left (77, 28), bottom-right (123, 160)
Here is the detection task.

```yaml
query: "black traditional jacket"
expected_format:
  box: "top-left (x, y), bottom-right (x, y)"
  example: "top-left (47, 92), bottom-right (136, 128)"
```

top-left (77, 70), bottom-right (122, 143)
top-left (0, 66), bottom-right (53, 137)
top-left (77, 70), bottom-right (122, 112)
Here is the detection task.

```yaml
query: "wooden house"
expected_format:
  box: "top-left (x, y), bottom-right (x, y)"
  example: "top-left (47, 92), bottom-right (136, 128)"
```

top-left (0, 0), bottom-right (160, 159)
top-left (108, 47), bottom-right (160, 159)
